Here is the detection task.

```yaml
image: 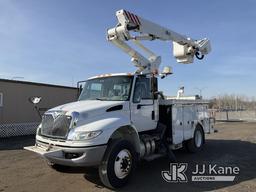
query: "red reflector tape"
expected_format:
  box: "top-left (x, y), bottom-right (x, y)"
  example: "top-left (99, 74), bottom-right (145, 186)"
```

top-left (134, 15), bottom-right (141, 25)
top-left (123, 10), bottom-right (141, 26)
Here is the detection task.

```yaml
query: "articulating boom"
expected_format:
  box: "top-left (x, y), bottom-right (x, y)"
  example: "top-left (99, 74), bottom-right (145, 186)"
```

top-left (107, 9), bottom-right (211, 74)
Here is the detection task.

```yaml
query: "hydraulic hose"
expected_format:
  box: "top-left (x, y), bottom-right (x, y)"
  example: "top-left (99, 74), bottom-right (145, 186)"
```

top-left (195, 51), bottom-right (204, 60)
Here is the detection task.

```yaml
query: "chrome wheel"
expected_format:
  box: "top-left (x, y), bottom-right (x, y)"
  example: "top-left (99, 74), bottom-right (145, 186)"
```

top-left (195, 129), bottom-right (202, 147)
top-left (114, 149), bottom-right (132, 179)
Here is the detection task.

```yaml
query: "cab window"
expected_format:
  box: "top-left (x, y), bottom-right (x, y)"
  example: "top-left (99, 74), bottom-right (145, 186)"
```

top-left (133, 76), bottom-right (152, 103)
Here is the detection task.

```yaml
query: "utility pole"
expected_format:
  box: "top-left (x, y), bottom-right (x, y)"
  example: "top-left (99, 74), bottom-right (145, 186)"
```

top-left (194, 87), bottom-right (207, 98)
top-left (235, 95), bottom-right (238, 111)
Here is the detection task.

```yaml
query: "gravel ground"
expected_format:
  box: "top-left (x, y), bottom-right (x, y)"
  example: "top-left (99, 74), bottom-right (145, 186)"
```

top-left (0, 122), bottom-right (255, 192)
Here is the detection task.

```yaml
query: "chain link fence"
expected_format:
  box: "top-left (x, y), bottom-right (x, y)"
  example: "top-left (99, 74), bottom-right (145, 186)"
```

top-left (0, 122), bottom-right (40, 138)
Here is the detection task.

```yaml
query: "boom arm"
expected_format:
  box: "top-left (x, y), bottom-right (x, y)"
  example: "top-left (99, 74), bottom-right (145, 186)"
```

top-left (107, 9), bottom-right (211, 74)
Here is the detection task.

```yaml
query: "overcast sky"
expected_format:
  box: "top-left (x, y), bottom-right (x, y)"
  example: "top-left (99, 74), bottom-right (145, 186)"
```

top-left (0, 0), bottom-right (256, 98)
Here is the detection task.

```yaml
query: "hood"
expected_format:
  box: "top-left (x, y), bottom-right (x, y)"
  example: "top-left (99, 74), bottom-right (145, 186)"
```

top-left (49, 100), bottom-right (127, 118)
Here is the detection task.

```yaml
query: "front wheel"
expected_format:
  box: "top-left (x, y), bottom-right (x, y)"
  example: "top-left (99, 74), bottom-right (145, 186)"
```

top-left (186, 125), bottom-right (204, 153)
top-left (98, 139), bottom-right (137, 189)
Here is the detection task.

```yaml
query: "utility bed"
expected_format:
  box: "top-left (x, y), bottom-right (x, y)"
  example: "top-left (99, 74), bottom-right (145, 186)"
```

top-left (158, 97), bottom-right (214, 145)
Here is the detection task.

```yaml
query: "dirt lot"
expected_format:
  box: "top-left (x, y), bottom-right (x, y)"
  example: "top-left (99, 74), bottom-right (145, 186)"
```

top-left (0, 122), bottom-right (256, 192)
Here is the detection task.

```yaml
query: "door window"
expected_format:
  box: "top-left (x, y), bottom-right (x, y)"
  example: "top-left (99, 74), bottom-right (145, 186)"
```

top-left (133, 77), bottom-right (152, 103)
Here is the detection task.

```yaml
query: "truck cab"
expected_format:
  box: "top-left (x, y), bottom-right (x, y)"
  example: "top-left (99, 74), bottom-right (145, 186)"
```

top-left (78, 73), bottom-right (158, 133)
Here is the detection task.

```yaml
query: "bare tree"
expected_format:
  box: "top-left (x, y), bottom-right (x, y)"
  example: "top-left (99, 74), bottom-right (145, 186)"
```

top-left (210, 94), bottom-right (256, 111)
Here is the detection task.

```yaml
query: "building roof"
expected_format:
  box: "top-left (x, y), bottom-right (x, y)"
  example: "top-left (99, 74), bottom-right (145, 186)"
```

top-left (0, 78), bottom-right (77, 90)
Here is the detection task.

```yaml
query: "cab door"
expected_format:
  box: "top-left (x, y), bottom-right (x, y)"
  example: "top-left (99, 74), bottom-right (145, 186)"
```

top-left (130, 76), bottom-right (158, 132)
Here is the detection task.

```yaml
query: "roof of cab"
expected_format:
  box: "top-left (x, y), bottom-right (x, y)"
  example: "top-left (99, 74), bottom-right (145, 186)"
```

top-left (87, 73), bottom-right (134, 80)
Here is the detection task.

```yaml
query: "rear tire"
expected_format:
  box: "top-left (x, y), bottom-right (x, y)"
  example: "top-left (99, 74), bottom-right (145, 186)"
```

top-left (98, 139), bottom-right (137, 189)
top-left (186, 125), bottom-right (204, 153)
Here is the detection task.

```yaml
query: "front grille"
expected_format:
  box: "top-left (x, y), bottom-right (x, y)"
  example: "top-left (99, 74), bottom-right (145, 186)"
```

top-left (41, 113), bottom-right (71, 138)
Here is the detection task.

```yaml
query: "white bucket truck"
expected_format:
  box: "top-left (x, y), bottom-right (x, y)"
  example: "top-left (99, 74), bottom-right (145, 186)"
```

top-left (25, 9), bottom-right (213, 188)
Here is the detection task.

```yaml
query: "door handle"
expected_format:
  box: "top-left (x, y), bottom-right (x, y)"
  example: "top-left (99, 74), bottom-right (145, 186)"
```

top-left (137, 104), bottom-right (154, 109)
top-left (152, 111), bottom-right (155, 120)
top-left (180, 122), bottom-right (183, 126)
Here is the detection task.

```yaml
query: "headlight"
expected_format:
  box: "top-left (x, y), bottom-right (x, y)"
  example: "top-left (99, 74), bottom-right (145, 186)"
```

top-left (67, 130), bottom-right (102, 141)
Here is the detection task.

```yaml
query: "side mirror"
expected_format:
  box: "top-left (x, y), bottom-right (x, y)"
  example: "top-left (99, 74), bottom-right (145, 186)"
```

top-left (28, 96), bottom-right (42, 105)
top-left (154, 91), bottom-right (165, 100)
top-left (79, 85), bottom-right (83, 95)
top-left (77, 80), bottom-right (86, 99)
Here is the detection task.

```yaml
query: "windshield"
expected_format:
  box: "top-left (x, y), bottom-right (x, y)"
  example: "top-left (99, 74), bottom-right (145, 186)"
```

top-left (78, 76), bottom-right (133, 101)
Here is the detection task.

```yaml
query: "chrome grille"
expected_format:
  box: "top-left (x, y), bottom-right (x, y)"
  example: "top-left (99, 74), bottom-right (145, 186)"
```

top-left (41, 113), bottom-right (71, 138)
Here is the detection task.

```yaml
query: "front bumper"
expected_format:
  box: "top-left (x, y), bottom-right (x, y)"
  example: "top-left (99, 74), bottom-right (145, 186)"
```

top-left (24, 140), bottom-right (107, 167)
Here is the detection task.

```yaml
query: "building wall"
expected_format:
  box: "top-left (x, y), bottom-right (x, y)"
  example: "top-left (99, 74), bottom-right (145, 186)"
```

top-left (0, 80), bottom-right (78, 137)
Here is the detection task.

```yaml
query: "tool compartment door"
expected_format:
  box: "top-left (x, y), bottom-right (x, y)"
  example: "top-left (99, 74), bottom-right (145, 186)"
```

top-left (172, 105), bottom-right (184, 144)
top-left (197, 105), bottom-right (211, 133)
top-left (183, 105), bottom-right (195, 140)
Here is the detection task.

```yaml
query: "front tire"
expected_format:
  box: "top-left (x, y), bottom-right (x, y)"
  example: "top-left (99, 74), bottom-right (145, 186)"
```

top-left (186, 125), bottom-right (204, 153)
top-left (98, 139), bottom-right (137, 189)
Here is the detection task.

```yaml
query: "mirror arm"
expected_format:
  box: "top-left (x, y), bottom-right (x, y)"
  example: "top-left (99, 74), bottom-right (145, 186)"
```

top-left (154, 91), bottom-right (165, 100)
top-left (34, 105), bottom-right (42, 120)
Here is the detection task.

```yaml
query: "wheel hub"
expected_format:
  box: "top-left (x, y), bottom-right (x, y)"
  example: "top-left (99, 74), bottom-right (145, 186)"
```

top-left (114, 149), bottom-right (132, 179)
top-left (195, 130), bottom-right (202, 147)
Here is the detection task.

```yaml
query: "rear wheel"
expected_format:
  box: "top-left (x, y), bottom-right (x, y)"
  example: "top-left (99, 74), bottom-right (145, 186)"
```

top-left (99, 139), bottom-right (137, 189)
top-left (186, 125), bottom-right (204, 153)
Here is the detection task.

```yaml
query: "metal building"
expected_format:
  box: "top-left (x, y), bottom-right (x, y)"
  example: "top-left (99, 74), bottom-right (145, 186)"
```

top-left (0, 79), bottom-right (78, 137)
